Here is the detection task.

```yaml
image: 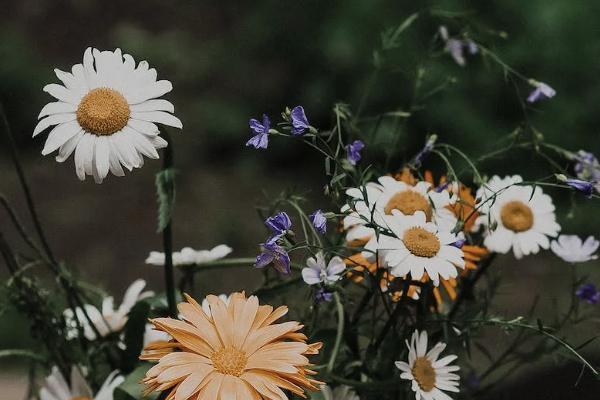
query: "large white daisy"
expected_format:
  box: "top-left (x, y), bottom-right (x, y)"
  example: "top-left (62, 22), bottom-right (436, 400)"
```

top-left (33, 47), bottom-right (182, 183)
top-left (342, 176), bottom-right (457, 245)
top-left (475, 175), bottom-right (561, 259)
top-left (395, 330), bottom-right (460, 400)
top-left (40, 366), bottom-right (123, 400)
top-left (367, 210), bottom-right (464, 285)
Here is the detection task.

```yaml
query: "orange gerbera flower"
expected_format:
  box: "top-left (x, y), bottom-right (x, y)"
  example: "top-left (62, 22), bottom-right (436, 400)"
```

top-left (140, 292), bottom-right (322, 399)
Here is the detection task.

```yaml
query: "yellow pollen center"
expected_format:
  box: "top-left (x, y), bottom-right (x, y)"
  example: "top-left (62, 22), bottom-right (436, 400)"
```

top-left (76, 87), bottom-right (130, 135)
top-left (385, 190), bottom-right (432, 220)
top-left (211, 346), bottom-right (247, 377)
top-left (500, 200), bottom-right (534, 232)
top-left (403, 227), bottom-right (440, 258)
top-left (412, 357), bottom-right (436, 392)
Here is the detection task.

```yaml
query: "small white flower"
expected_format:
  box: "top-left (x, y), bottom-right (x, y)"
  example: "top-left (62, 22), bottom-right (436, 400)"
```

top-left (551, 235), bottom-right (599, 263)
top-left (368, 211), bottom-right (465, 286)
top-left (145, 244), bottom-right (232, 267)
top-left (395, 330), bottom-right (460, 400)
top-left (302, 252), bottom-right (346, 285)
top-left (34, 47), bottom-right (183, 183)
top-left (321, 384), bottom-right (360, 400)
top-left (475, 175), bottom-right (561, 259)
top-left (201, 294), bottom-right (231, 317)
top-left (342, 176), bottom-right (457, 246)
top-left (39, 366), bottom-right (123, 400)
top-left (63, 279), bottom-right (152, 340)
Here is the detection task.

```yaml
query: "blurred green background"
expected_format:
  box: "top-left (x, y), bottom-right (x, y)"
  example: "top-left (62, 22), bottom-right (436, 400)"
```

top-left (1, 0), bottom-right (599, 397)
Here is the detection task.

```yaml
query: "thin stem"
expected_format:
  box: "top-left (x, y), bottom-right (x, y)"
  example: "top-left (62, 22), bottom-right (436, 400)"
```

top-left (160, 131), bottom-right (177, 318)
top-left (0, 104), bottom-right (56, 264)
top-left (327, 292), bottom-right (345, 374)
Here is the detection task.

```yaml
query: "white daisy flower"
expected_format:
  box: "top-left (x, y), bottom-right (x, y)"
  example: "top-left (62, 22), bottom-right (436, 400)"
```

top-left (63, 279), bottom-right (152, 340)
top-left (342, 176), bottom-right (457, 245)
top-left (145, 244), bottom-right (232, 267)
top-left (475, 175), bottom-right (561, 259)
top-left (302, 252), bottom-right (346, 285)
top-left (321, 384), bottom-right (360, 400)
top-left (201, 294), bottom-right (231, 317)
top-left (33, 47), bottom-right (182, 183)
top-left (551, 234), bottom-right (599, 263)
top-left (368, 210), bottom-right (464, 286)
top-left (395, 330), bottom-right (460, 400)
top-left (40, 366), bottom-right (123, 400)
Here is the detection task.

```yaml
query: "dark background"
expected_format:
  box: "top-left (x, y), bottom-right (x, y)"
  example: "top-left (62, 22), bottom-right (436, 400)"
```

top-left (0, 0), bottom-right (599, 397)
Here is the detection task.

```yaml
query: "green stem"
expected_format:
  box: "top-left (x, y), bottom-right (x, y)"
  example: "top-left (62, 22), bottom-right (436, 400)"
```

top-left (327, 292), bottom-right (345, 374)
top-left (160, 131), bottom-right (177, 318)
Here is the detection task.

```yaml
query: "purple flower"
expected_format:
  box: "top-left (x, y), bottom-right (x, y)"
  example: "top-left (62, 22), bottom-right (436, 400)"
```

top-left (346, 140), bottom-right (365, 166)
top-left (439, 26), bottom-right (478, 67)
top-left (246, 114), bottom-right (270, 149)
top-left (254, 242), bottom-right (291, 274)
top-left (309, 209), bottom-right (327, 234)
top-left (527, 81), bottom-right (556, 103)
top-left (575, 283), bottom-right (600, 304)
top-left (265, 212), bottom-right (292, 243)
top-left (566, 178), bottom-right (594, 198)
top-left (414, 135), bottom-right (437, 167)
top-left (290, 106), bottom-right (310, 135)
top-left (451, 238), bottom-right (466, 248)
top-left (315, 288), bottom-right (333, 302)
top-left (574, 150), bottom-right (600, 182)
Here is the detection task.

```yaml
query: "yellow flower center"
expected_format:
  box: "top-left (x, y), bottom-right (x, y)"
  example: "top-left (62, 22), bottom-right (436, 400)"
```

top-left (385, 190), bottom-right (432, 220)
top-left (211, 346), bottom-right (247, 377)
top-left (500, 200), bottom-right (534, 232)
top-left (403, 227), bottom-right (440, 258)
top-left (412, 356), bottom-right (436, 392)
top-left (76, 87), bottom-right (130, 135)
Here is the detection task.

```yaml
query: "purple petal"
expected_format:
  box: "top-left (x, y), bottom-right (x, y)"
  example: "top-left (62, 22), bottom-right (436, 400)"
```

top-left (246, 133), bottom-right (269, 149)
top-left (254, 251), bottom-right (274, 269)
top-left (290, 106), bottom-right (309, 135)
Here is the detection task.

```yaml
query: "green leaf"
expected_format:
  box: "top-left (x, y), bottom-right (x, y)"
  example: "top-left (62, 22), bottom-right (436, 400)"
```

top-left (155, 168), bottom-right (176, 232)
top-left (121, 301), bottom-right (151, 372)
top-left (114, 363), bottom-right (158, 400)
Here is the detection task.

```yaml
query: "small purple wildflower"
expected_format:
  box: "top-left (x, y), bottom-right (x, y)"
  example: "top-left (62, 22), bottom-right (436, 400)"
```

top-left (451, 238), bottom-right (466, 249)
top-left (346, 140), bottom-right (365, 166)
top-left (414, 135), bottom-right (437, 167)
top-left (246, 114), bottom-right (270, 149)
top-left (575, 283), bottom-right (600, 304)
top-left (309, 209), bottom-right (327, 234)
top-left (439, 26), bottom-right (478, 67)
top-left (290, 106), bottom-right (310, 135)
top-left (573, 150), bottom-right (600, 183)
top-left (527, 81), bottom-right (556, 103)
top-left (255, 242), bottom-right (291, 274)
top-left (315, 288), bottom-right (333, 302)
top-left (566, 178), bottom-right (594, 198)
top-left (265, 212), bottom-right (292, 243)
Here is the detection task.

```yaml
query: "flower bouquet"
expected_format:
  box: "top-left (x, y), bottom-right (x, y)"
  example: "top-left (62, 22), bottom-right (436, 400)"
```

top-left (1, 10), bottom-right (599, 400)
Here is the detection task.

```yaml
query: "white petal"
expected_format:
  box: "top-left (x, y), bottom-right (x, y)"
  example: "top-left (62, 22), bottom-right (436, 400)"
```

top-left (74, 133), bottom-right (93, 180)
top-left (33, 114), bottom-right (76, 137)
top-left (125, 80), bottom-right (173, 104)
top-left (130, 111), bottom-right (183, 129)
top-left (127, 119), bottom-right (160, 136)
top-left (38, 101), bottom-right (77, 118)
top-left (42, 121), bottom-right (82, 155)
top-left (130, 99), bottom-right (175, 113)
top-left (94, 136), bottom-right (110, 181)
top-left (43, 84), bottom-right (81, 104)
top-left (56, 131), bottom-right (84, 163)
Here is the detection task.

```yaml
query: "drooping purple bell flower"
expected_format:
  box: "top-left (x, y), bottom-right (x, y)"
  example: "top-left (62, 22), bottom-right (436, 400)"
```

top-left (566, 178), bottom-right (594, 198)
top-left (309, 209), bottom-right (327, 234)
top-left (290, 106), bottom-right (310, 136)
top-left (254, 242), bottom-right (291, 274)
top-left (265, 212), bottom-right (292, 243)
top-left (346, 140), bottom-right (365, 166)
top-left (246, 114), bottom-right (270, 149)
top-left (527, 81), bottom-right (556, 103)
